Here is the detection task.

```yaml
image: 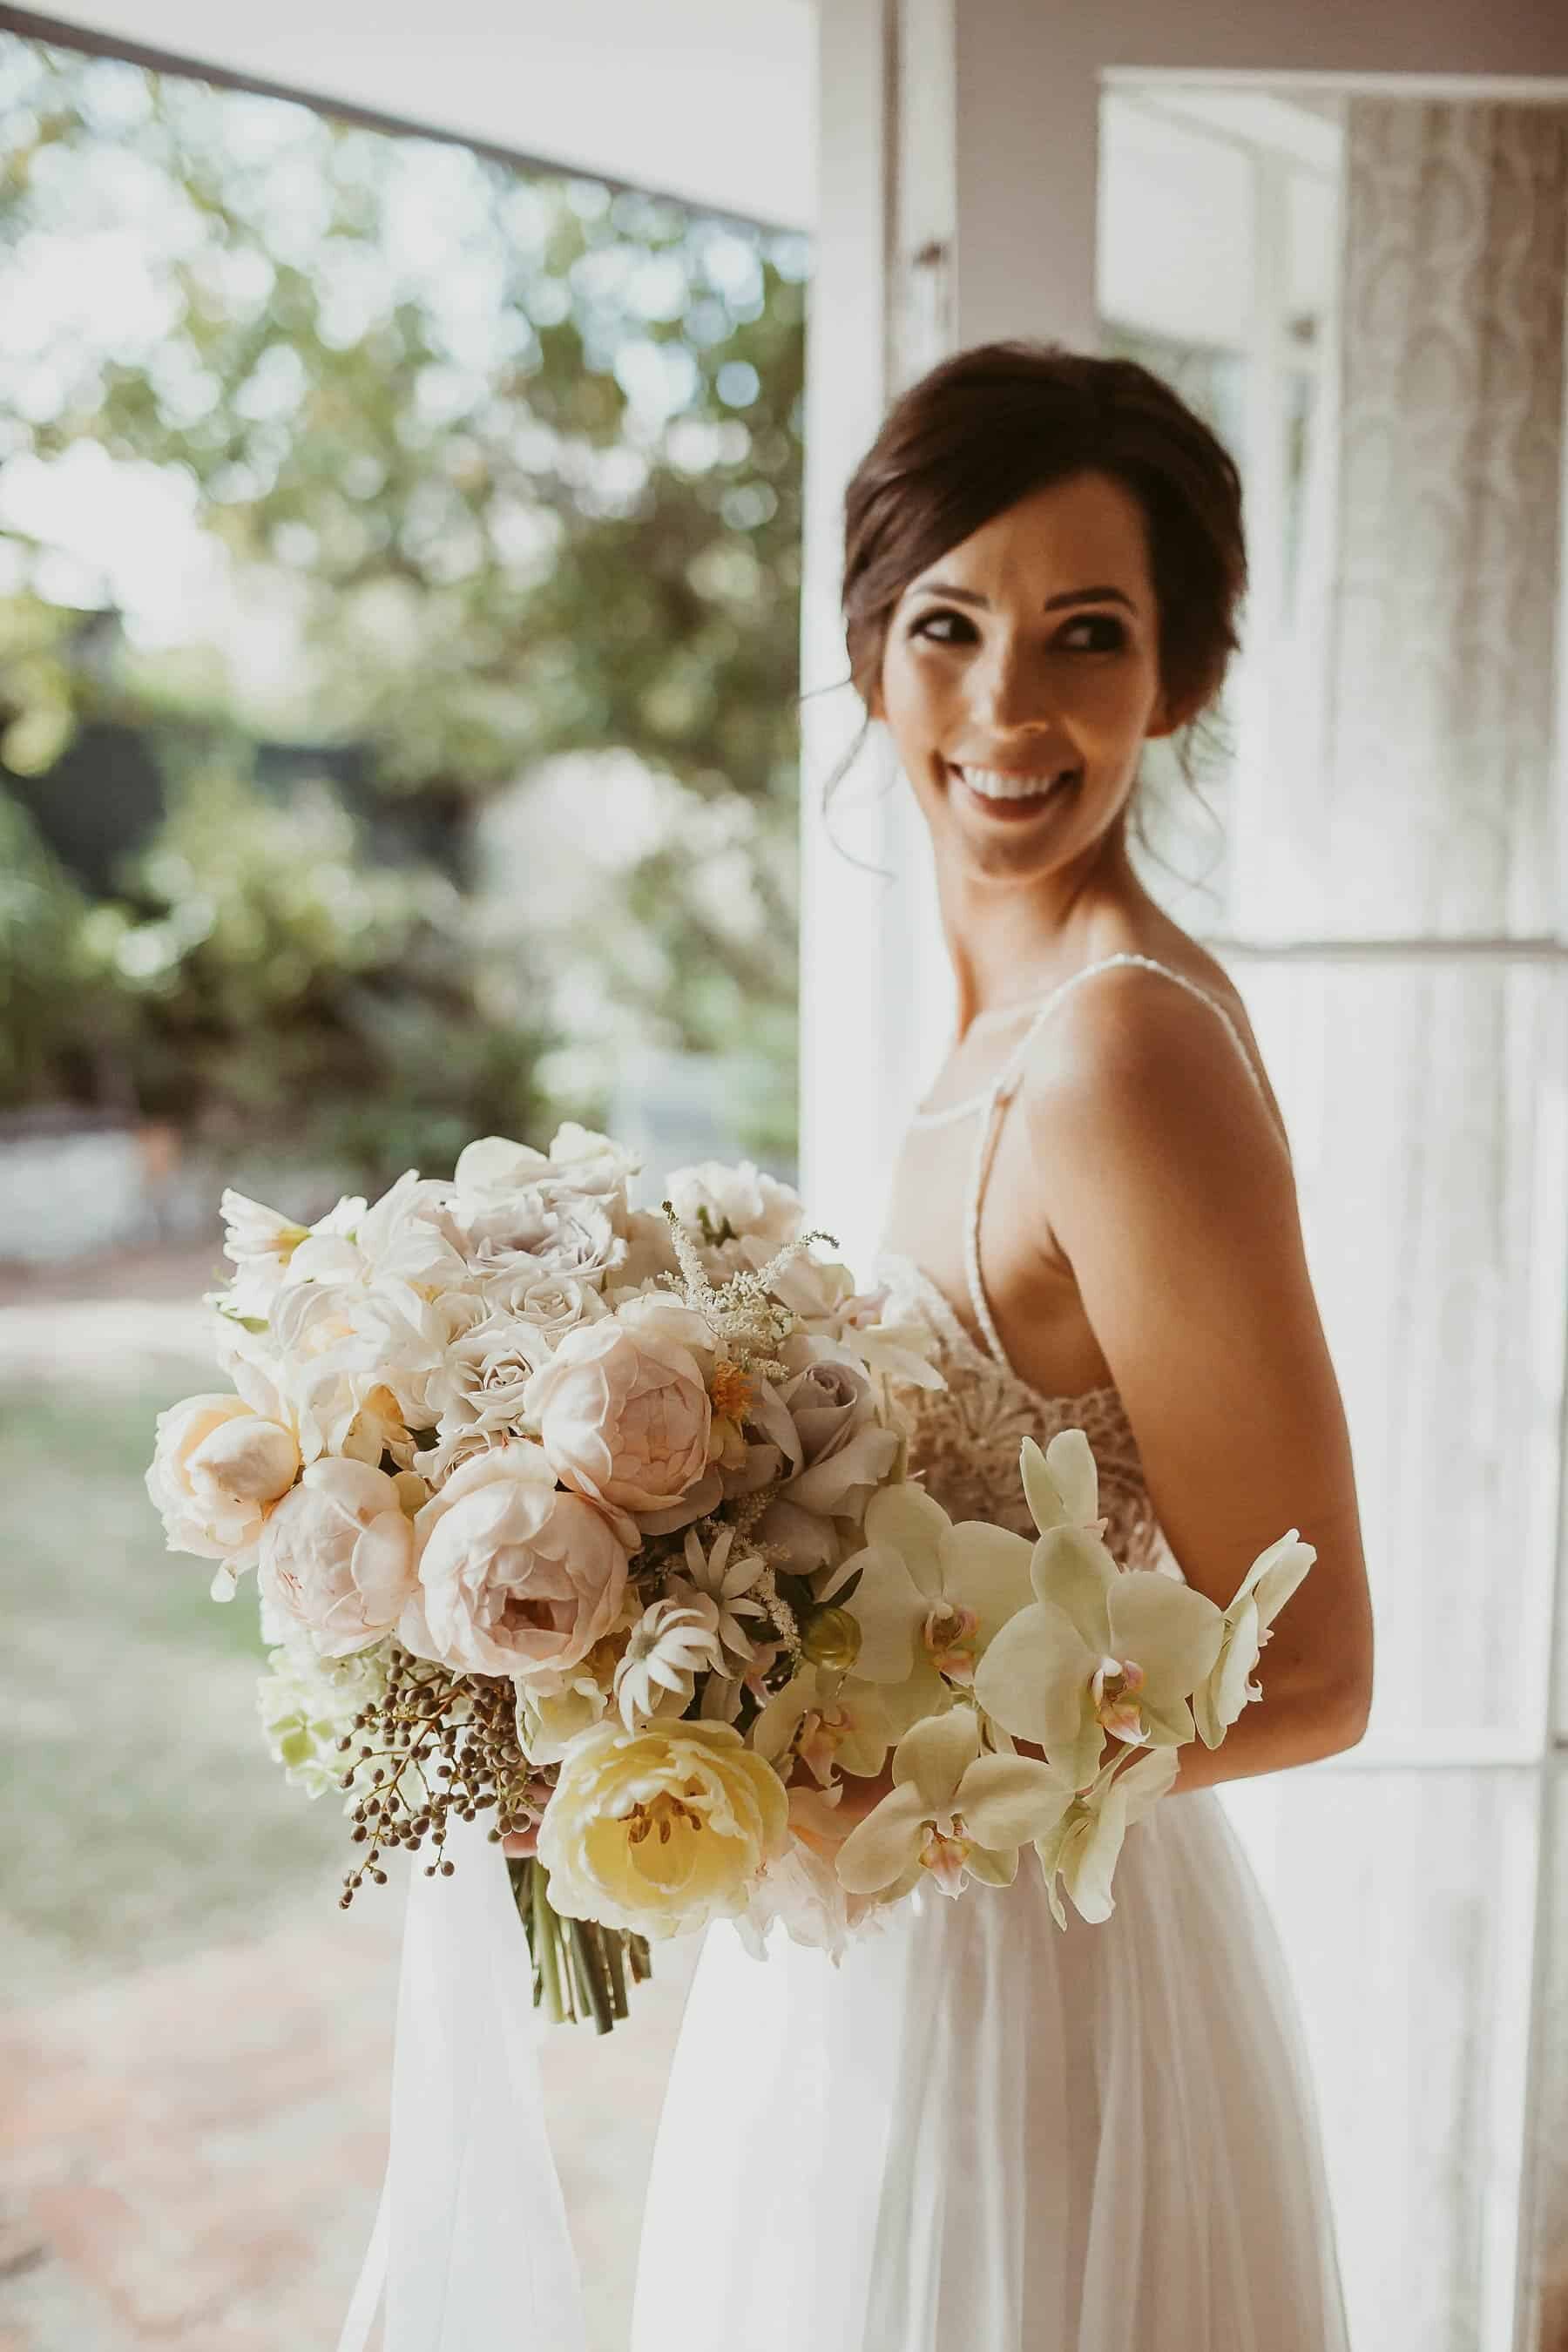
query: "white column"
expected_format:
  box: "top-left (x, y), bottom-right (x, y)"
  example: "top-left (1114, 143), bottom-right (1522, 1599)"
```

top-left (797, 0), bottom-right (950, 1270)
top-left (799, 0), bottom-right (1108, 1268)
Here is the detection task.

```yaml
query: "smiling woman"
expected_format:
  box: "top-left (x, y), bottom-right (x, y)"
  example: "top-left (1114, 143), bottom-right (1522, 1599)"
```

top-left (633, 342), bottom-right (1363, 2352)
top-left (832, 346), bottom-right (1245, 942)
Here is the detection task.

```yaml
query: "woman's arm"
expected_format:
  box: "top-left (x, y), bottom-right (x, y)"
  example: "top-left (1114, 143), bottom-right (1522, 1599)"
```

top-left (1018, 968), bottom-right (1375, 1776)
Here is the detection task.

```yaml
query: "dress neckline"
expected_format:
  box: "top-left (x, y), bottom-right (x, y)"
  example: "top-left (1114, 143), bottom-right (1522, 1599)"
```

top-left (873, 1248), bottom-right (1122, 1415)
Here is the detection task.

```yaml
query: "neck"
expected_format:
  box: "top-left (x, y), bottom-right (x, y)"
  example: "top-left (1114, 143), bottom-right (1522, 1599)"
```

top-left (938, 825), bottom-right (1151, 1032)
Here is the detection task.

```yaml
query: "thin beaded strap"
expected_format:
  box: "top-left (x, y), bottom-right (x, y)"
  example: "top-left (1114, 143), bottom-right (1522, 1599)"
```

top-left (961, 951), bottom-right (1273, 1375)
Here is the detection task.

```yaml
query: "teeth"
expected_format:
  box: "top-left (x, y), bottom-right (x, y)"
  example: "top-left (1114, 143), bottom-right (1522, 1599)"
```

top-left (956, 765), bottom-right (1071, 802)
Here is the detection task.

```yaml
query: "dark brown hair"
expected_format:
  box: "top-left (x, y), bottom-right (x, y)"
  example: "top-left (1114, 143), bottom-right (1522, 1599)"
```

top-left (820, 339), bottom-right (1247, 866)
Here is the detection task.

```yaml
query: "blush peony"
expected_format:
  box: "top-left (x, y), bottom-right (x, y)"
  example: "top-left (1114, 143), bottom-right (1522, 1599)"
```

top-left (522, 1299), bottom-right (717, 1524)
top-left (402, 1442), bottom-right (632, 1680)
top-left (258, 1457), bottom-right (418, 1657)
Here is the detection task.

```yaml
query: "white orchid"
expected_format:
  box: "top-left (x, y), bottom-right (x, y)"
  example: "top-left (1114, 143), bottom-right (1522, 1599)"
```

top-left (1192, 1530), bottom-right (1316, 1747)
top-left (819, 1478), bottom-right (1037, 1753)
top-left (835, 1704), bottom-right (1077, 1901)
top-left (1033, 1743), bottom-right (1179, 1926)
top-left (734, 1660), bottom-right (875, 1787)
top-left (612, 1592), bottom-right (727, 1731)
top-left (1017, 1428), bottom-right (1108, 1540)
top-left (972, 1522), bottom-right (1225, 1790)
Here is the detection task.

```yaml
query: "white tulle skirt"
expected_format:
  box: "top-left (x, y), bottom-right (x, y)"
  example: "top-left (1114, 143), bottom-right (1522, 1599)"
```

top-left (630, 1788), bottom-right (1350, 2352)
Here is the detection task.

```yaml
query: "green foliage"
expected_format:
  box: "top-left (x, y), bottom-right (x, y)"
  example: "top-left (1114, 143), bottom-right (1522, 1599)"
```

top-left (0, 788), bottom-right (127, 1107)
top-left (0, 37), bottom-right (810, 1159)
top-left (85, 768), bottom-right (557, 1185)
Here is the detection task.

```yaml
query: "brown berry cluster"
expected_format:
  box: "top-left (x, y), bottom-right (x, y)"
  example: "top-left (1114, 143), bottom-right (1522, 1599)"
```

top-left (336, 1647), bottom-right (535, 1907)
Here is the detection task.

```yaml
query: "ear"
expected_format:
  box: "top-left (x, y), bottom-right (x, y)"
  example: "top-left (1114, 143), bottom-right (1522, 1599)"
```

top-left (1145, 684), bottom-right (1196, 742)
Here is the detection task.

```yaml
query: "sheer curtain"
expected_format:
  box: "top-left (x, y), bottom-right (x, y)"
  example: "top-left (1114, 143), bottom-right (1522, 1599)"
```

top-left (1216, 98), bottom-right (1568, 2352)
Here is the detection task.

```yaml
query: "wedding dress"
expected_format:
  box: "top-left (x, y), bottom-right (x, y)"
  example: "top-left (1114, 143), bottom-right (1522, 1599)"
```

top-left (628, 953), bottom-right (1351, 2352)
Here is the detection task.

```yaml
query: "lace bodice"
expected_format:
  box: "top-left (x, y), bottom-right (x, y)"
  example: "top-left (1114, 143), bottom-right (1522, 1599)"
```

top-left (873, 1251), bottom-right (1183, 1579)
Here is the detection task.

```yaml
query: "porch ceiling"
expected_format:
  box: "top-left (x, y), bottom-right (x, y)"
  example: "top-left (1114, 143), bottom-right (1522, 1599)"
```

top-left (0, 0), bottom-right (817, 229)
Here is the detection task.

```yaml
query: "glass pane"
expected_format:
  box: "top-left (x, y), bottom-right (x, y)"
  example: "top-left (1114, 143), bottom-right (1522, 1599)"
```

top-left (1524, 1761), bottom-right (1568, 2349)
top-left (1238, 955), bottom-right (1567, 1740)
top-left (1220, 1764), bottom-right (1540, 2352)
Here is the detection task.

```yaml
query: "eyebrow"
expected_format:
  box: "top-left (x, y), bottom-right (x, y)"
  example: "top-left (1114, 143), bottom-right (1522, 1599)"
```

top-left (909, 580), bottom-right (1137, 613)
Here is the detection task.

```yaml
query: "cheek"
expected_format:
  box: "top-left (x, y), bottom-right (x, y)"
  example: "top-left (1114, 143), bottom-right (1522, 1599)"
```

top-left (878, 645), bottom-right (943, 734)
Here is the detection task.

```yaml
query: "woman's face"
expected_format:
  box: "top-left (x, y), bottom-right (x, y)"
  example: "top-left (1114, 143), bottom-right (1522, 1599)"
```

top-left (872, 470), bottom-right (1179, 889)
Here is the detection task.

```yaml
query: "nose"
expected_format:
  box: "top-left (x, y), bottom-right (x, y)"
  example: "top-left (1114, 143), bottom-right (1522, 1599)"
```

top-left (966, 632), bottom-right (1053, 736)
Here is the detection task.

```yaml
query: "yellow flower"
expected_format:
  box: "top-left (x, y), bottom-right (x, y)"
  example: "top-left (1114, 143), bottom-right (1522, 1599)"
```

top-left (536, 1718), bottom-right (789, 1940)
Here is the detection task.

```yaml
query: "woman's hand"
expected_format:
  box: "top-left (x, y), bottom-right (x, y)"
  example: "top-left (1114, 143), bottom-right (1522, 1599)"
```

top-left (787, 1755), bottom-right (899, 1845)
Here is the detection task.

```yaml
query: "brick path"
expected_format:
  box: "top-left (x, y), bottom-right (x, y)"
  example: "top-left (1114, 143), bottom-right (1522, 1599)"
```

top-left (0, 1883), bottom-right (702, 2350)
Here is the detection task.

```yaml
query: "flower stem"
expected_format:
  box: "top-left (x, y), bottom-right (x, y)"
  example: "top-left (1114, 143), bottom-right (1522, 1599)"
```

top-left (523, 1856), bottom-right (568, 2024)
top-left (508, 1855), bottom-right (649, 2030)
top-left (603, 1923), bottom-right (629, 2021)
top-left (569, 1919), bottom-right (615, 2036)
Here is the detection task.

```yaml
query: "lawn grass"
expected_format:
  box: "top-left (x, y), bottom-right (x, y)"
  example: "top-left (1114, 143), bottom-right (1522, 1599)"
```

top-left (2, 1372), bottom-right (353, 2008)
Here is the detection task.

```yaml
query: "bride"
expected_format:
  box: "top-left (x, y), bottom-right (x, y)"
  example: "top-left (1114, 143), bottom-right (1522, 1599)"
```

top-left (627, 341), bottom-right (1374, 2350)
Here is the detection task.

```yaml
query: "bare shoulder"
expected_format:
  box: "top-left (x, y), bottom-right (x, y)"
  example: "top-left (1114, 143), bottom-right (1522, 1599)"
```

top-left (1010, 949), bottom-right (1369, 1718)
top-left (1024, 946), bottom-right (1292, 1177)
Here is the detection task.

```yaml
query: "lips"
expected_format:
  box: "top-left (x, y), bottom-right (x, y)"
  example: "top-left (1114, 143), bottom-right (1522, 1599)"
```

top-left (947, 762), bottom-right (1078, 817)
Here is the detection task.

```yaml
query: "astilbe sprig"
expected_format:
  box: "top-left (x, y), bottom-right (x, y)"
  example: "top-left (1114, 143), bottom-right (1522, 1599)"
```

top-left (657, 1201), bottom-right (840, 1385)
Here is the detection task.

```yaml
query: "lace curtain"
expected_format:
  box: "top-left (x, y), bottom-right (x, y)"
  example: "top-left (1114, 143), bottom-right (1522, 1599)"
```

top-left (1215, 98), bottom-right (1568, 2352)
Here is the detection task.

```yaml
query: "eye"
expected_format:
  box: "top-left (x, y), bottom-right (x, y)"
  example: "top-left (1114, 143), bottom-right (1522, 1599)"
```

top-left (906, 606), bottom-right (974, 644)
top-left (906, 607), bottom-right (1128, 652)
top-left (1058, 613), bottom-right (1127, 652)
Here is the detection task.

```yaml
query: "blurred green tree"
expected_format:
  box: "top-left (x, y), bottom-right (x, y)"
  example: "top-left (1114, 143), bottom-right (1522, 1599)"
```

top-left (0, 37), bottom-right (808, 1155)
top-left (82, 766), bottom-right (555, 1187)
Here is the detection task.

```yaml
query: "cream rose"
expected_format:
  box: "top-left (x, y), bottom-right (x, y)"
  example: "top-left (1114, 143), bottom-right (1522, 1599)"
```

top-left (401, 1442), bottom-right (631, 1680)
top-left (521, 1299), bottom-right (718, 1524)
top-left (258, 1457), bottom-right (418, 1656)
top-left (537, 1719), bottom-right (790, 1940)
top-left (145, 1393), bottom-right (301, 1562)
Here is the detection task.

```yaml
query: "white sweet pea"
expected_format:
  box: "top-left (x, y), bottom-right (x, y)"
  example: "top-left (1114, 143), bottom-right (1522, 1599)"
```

top-left (215, 1188), bottom-right (314, 1316)
top-left (972, 1523), bottom-right (1225, 1790)
top-left (835, 1705), bottom-right (1076, 1901)
top-left (1192, 1530), bottom-right (1316, 1747)
top-left (821, 1478), bottom-right (1036, 1746)
top-left (664, 1159), bottom-right (802, 1260)
top-left (1033, 1743), bottom-right (1179, 1926)
top-left (515, 1637), bottom-right (621, 1764)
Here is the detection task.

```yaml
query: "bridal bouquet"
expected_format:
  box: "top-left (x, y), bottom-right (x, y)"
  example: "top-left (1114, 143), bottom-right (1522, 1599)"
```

top-left (145, 1125), bottom-right (1313, 2031)
top-left (145, 1127), bottom-right (945, 2024)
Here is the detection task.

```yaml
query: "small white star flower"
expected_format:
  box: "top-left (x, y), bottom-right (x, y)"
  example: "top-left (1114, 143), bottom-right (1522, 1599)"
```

top-left (613, 1593), bottom-right (727, 1732)
top-left (674, 1524), bottom-right (773, 1665)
